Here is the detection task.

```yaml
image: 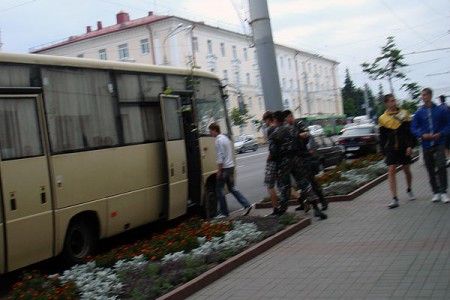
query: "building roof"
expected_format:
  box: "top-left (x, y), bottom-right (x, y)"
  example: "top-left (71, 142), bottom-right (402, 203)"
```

top-left (32, 12), bottom-right (170, 53)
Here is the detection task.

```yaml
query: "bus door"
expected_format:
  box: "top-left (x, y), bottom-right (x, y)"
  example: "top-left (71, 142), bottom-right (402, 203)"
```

top-left (0, 94), bottom-right (53, 272)
top-left (160, 95), bottom-right (188, 220)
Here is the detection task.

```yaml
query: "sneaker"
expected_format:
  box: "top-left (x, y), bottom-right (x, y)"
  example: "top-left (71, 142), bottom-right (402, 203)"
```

top-left (440, 193), bottom-right (449, 203)
top-left (431, 193), bottom-right (441, 202)
top-left (295, 204), bottom-right (304, 211)
top-left (407, 191), bottom-right (416, 201)
top-left (387, 202), bottom-right (399, 209)
top-left (242, 204), bottom-right (253, 216)
top-left (214, 213), bottom-right (228, 219)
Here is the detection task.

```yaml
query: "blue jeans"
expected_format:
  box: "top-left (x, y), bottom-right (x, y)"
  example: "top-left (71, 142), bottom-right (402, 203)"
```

top-left (216, 167), bottom-right (250, 216)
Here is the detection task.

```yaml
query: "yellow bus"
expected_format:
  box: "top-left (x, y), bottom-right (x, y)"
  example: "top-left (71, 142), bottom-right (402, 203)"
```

top-left (0, 52), bottom-right (230, 274)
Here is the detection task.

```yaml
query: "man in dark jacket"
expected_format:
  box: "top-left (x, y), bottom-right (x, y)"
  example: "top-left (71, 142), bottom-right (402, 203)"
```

top-left (411, 88), bottom-right (450, 203)
top-left (379, 94), bottom-right (416, 208)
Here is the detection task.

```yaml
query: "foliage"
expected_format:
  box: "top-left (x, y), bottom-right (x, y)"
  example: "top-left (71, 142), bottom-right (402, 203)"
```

top-left (401, 82), bottom-right (422, 102)
top-left (361, 36), bottom-right (408, 94)
top-left (341, 69), bottom-right (376, 117)
top-left (91, 216), bottom-right (233, 268)
top-left (4, 215), bottom-right (297, 300)
top-left (401, 100), bottom-right (419, 115)
top-left (229, 104), bottom-right (253, 129)
top-left (4, 271), bottom-right (79, 300)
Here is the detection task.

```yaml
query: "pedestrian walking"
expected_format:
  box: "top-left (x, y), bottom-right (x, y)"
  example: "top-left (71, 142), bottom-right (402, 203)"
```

top-left (208, 123), bottom-right (253, 218)
top-left (411, 88), bottom-right (450, 203)
top-left (378, 94), bottom-right (416, 208)
top-left (262, 111), bottom-right (281, 217)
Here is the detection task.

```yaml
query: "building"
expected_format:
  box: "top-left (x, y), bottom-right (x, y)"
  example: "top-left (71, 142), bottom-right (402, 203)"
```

top-left (32, 11), bottom-right (343, 140)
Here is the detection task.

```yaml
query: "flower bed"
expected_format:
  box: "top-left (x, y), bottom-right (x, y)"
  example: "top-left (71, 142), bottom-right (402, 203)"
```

top-left (4, 214), bottom-right (301, 299)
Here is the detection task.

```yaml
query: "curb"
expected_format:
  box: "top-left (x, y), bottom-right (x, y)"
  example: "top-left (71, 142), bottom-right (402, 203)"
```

top-left (157, 217), bottom-right (312, 300)
top-left (255, 157), bottom-right (419, 209)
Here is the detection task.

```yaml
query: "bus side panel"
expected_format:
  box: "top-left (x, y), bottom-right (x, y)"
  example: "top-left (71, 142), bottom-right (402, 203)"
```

top-left (1, 157), bottom-right (53, 272)
top-left (0, 222), bottom-right (4, 274)
top-left (51, 143), bottom-right (166, 209)
top-left (198, 137), bottom-right (218, 199)
top-left (165, 140), bottom-right (188, 220)
top-left (107, 185), bottom-right (165, 236)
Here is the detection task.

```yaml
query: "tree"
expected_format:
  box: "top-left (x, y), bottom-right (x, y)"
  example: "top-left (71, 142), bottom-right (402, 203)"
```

top-left (341, 69), bottom-right (367, 116)
top-left (229, 104), bottom-right (253, 135)
top-left (401, 82), bottom-right (422, 103)
top-left (361, 36), bottom-right (408, 94)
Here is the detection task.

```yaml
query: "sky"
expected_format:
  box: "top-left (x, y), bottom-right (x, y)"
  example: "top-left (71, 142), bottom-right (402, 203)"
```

top-left (1, 0), bottom-right (449, 102)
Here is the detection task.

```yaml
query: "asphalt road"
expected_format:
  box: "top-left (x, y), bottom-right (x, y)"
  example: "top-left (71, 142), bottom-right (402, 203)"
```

top-left (227, 146), bottom-right (269, 213)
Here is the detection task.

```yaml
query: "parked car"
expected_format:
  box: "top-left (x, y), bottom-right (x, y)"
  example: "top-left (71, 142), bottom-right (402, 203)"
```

top-left (308, 125), bottom-right (324, 136)
top-left (308, 135), bottom-right (345, 172)
top-left (234, 135), bottom-right (258, 154)
top-left (337, 124), bottom-right (379, 155)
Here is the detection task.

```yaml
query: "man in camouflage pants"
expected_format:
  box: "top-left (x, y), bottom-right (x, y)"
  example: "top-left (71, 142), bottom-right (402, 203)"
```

top-left (269, 111), bottom-right (327, 219)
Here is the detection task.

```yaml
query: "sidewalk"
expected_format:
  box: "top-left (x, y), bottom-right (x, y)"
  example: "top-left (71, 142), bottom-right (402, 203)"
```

top-left (187, 161), bottom-right (450, 299)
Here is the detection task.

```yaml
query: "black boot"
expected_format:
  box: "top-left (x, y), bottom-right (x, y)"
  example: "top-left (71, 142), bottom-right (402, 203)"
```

top-left (314, 209), bottom-right (328, 220)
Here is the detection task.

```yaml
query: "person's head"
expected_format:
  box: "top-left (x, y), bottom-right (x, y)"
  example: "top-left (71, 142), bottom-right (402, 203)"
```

top-left (262, 111), bottom-right (274, 125)
top-left (383, 94), bottom-right (397, 110)
top-left (421, 88), bottom-right (433, 105)
top-left (273, 111), bottom-right (285, 124)
top-left (439, 95), bottom-right (446, 104)
top-left (283, 109), bottom-right (294, 124)
top-left (208, 123), bottom-right (221, 137)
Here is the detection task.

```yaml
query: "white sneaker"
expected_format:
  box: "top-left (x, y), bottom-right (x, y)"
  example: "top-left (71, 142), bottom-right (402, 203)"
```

top-left (407, 191), bottom-right (416, 201)
top-left (431, 194), bottom-right (441, 202)
top-left (214, 213), bottom-right (228, 219)
top-left (440, 193), bottom-right (449, 203)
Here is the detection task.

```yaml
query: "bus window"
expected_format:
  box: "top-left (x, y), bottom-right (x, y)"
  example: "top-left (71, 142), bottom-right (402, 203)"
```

top-left (0, 98), bottom-right (43, 159)
top-left (0, 65), bottom-right (32, 86)
top-left (116, 73), bottom-right (164, 143)
top-left (42, 68), bottom-right (118, 152)
top-left (195, 78), bottom-right (227, 136)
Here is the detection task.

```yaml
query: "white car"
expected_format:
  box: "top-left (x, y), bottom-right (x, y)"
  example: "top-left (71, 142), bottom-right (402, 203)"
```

top-left (308, 125), bottom-right (324, 136)
top-left (234, 135), bottom-right (258, 154)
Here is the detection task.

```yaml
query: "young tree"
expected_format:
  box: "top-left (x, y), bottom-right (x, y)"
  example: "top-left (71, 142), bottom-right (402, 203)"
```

top-left (229, 104), bottom-right (253, 135)
top-left (341, 69), bottom-right (367, 116)
top-left (401, 82), bottom-right (422, 103)
top-left (361, 36), bottom-right (408, 94)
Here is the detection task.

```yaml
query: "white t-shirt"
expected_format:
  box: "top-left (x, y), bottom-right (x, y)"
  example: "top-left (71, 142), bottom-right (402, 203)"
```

top-left (215, 134), bottom-right (235, 168)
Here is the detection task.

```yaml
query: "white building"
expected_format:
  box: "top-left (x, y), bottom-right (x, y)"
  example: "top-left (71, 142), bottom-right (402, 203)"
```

top-left (32, 11), bottom-right (343, 140)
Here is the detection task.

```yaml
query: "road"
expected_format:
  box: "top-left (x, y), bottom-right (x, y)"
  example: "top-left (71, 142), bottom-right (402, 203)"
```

top-left (227, 146), bottom-right (269, 213)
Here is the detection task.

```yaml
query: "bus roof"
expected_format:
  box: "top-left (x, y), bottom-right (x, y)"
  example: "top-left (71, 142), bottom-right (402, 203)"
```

top-left (0, 52), bottom-right (219, 80)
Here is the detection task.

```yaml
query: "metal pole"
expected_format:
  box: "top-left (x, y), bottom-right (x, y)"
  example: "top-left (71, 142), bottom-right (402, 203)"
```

top-left (248, 0), bottom-right (283, 111)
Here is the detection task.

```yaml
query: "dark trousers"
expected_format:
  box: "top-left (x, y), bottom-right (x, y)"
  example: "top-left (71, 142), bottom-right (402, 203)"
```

top-left (423, 144), bottom-right (447, 194)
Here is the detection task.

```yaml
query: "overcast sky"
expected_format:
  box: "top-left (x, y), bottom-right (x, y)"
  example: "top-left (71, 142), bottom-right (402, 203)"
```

top-left (1, 0), bottom-right (449, 101)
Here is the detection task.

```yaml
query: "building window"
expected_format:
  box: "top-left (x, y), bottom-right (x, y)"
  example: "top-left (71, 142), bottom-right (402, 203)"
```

top-left (248, 97), bottom-right (252, 109)
top-left (280, 56), bottom-right (284, 68)
top-left (232, 45), bottom-right (237, 59)
top-left (77, 54), bottom-right (84, 58)
top-left (234, 71), bottom-right (240, 84)
top-left (140, 39), bottom-right (150, 54)
top-left (258, 97), bottom-right (263, 110)
top-left (223, 70), bottom-right (228, 84)
top-left (246, 73), bottom-right (251, 85)
top-left (118, 44), bottom-right (129, 60)
top-left (98, 49), bottom-right (107, 60)
top-left (243, 48), bottom-right (248, 61)
top-left (220, 43), bottom-right (225, 57)
top-left (207, 40), bottom-right (212, 54)
top-left (192, 37), bottom-right (199, 52)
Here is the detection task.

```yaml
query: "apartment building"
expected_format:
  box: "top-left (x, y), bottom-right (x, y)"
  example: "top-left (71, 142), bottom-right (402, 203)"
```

top-left (32, 11), bottom-right (343, 139)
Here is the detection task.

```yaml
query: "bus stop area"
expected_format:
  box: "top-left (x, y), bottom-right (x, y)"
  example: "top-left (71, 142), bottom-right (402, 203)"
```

top-left (183, 160), bottom-right (450, 299)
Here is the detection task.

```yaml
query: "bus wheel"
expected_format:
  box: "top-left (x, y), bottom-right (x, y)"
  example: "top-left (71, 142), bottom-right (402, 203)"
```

top-left (62, 218), bottom-right (97, 265)
top-left (204, 185), bottom-right (218, 219)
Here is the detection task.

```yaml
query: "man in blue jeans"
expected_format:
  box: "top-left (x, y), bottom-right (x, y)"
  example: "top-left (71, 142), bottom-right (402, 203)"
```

top-left (208, 123), bottom-right (253, 218)
top-left (411, 88), bottom-right (450, 203)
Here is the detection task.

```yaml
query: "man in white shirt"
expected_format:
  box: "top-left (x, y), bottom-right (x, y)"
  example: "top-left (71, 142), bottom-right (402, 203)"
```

top-left (209, 123), bottom-right (253, 218)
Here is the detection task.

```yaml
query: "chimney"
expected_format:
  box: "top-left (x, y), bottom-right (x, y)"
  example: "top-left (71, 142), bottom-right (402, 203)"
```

top-left (86, 26), bottom-right (92, 33)
top-left (116, 11), bottom-right (130, 24)
top-left (97, 21), bottom-right (103, 30)
top-left (148, 11), bottom-right (154, 16)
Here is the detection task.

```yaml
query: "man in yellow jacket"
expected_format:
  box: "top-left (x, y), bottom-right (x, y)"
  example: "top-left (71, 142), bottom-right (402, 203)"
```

top-left (378, 94), bottom-right (416, 208)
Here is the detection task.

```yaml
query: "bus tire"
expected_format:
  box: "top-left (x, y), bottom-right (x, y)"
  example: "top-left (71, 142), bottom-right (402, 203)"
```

top-left (62, 218), bottom-right (97, 265)
top-left (204, 184), bottom-right (218, 219)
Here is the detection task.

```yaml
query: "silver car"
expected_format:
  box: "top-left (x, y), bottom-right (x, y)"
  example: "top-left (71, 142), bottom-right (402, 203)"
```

top-left (234, 135), bottom-right (258, 154)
